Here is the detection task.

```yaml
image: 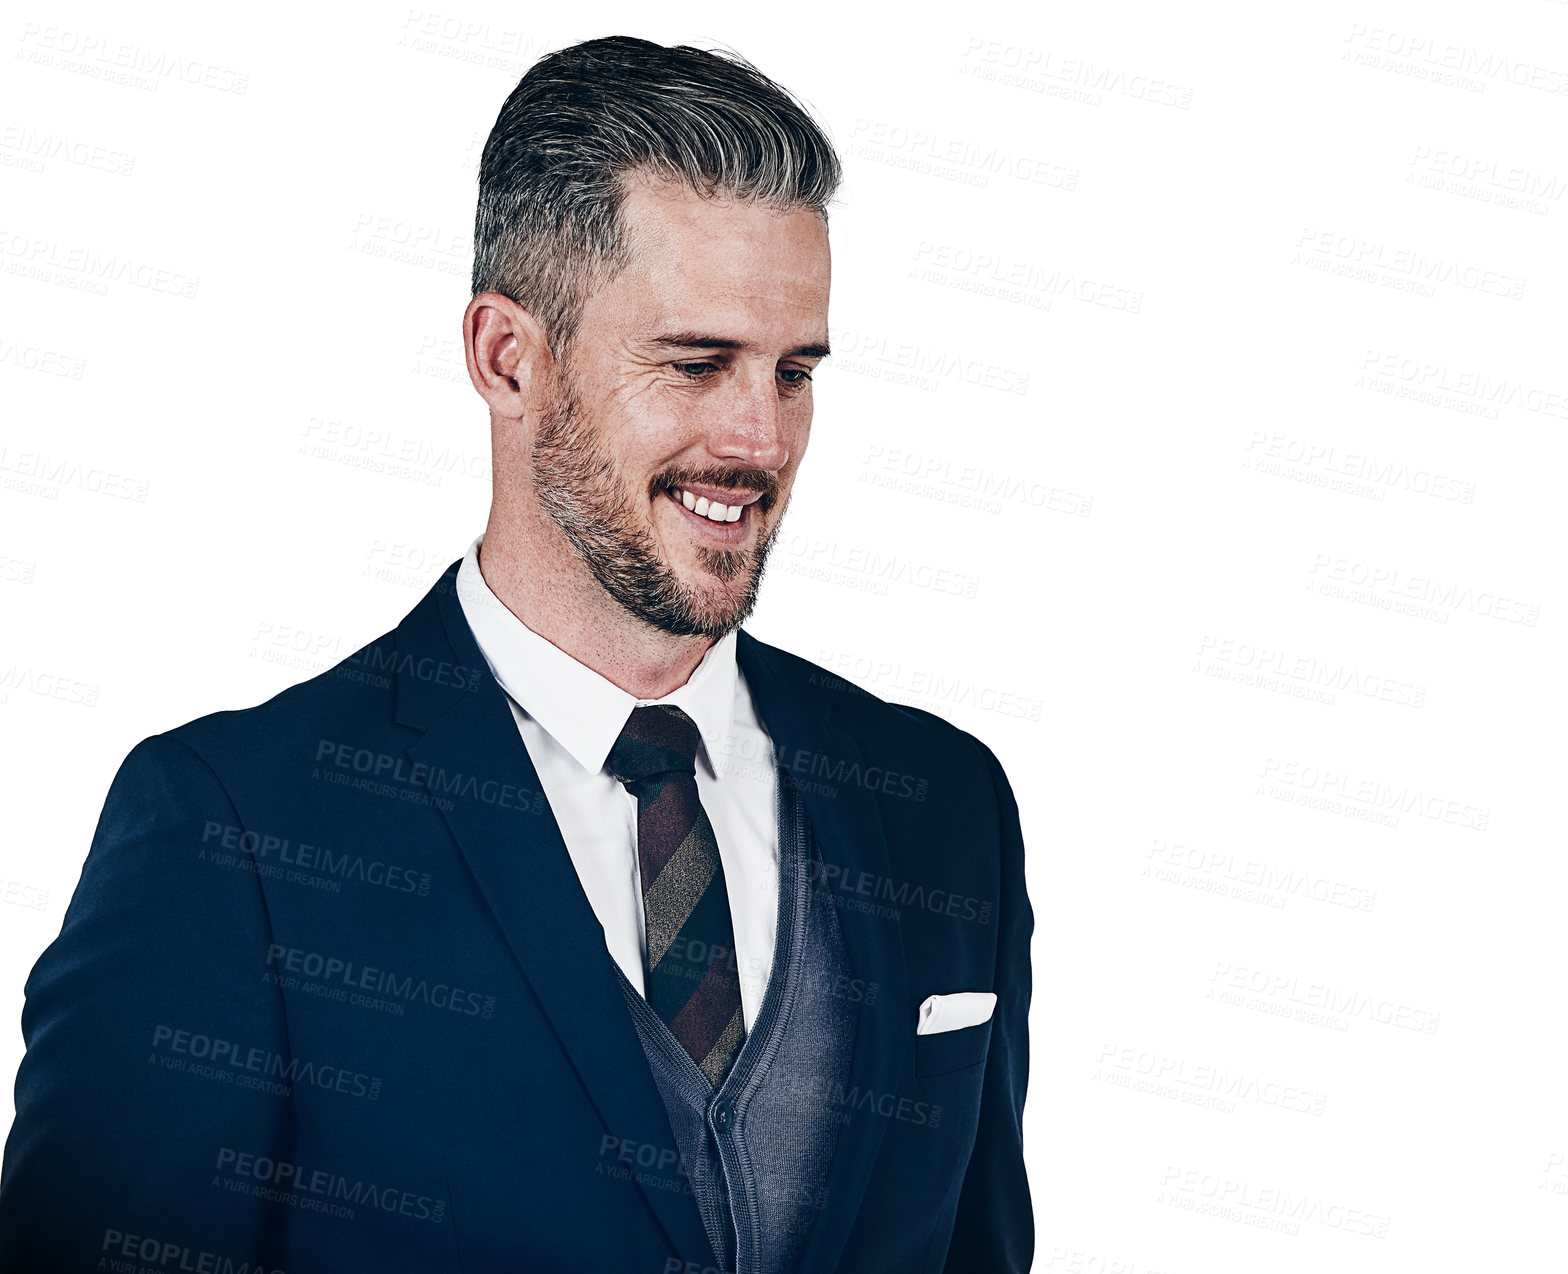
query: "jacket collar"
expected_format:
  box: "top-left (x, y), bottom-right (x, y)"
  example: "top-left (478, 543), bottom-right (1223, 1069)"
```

top-left (453, 534), bottom-right (743, 777)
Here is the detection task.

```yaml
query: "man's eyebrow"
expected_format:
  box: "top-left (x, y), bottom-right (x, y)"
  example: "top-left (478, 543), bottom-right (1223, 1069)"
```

top-left (647, 332), bottom-right (831, 359)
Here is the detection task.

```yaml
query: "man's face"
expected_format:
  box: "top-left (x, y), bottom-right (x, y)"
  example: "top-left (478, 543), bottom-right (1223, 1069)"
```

top-left (530, 174), bottom-right (830, 638)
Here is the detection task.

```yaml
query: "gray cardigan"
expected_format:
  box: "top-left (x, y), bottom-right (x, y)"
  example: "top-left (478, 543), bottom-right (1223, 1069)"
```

top-left (613, 768), bottom-right (858, 1274)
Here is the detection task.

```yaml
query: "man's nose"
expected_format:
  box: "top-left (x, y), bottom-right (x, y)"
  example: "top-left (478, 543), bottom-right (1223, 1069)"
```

top-left (707, 368), bottom-right (790, 468)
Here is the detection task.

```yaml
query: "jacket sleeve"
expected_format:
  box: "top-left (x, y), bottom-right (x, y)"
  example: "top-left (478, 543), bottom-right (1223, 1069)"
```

top-left (941, 736), bottom-right (1035, 1273)
top-left (0, 733), bottom-right (293, 1272)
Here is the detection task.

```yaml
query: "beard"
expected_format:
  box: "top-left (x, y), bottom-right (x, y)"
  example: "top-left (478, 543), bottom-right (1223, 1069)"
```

top-left (529, 364), bottom-right (785, 638)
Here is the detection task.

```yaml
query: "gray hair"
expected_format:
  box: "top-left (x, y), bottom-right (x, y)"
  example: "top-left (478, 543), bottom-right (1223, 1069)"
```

top-left (471, 36), bottom-right (841, 356)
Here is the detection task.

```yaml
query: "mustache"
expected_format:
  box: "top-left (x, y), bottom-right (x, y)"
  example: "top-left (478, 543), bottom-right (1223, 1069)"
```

top-left (651, 468), bottom-right (781, 512)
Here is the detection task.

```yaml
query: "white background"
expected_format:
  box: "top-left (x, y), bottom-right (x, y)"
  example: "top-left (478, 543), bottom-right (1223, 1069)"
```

top-left (2, 1), bottom-right (1565, 1269)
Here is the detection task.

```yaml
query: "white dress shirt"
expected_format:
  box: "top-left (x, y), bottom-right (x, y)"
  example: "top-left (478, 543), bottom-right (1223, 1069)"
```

top-left (455, 535), bottom-right (780, 1031)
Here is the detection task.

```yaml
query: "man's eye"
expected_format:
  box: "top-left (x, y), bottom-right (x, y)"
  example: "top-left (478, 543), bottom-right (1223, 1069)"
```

top-left (674, 361), bottom-right (718, 378)
top-left (778, 368), bottom-right (813, 386)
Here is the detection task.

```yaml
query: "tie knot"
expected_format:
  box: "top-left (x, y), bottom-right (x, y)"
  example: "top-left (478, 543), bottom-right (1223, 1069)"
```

top-left (606, 704), bottom-right (702, 786)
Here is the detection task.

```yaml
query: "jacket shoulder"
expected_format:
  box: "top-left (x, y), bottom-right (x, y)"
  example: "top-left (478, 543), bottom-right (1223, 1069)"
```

top-left (754, 639), bottom-right (998, 775)
top-left (155, 626), bottom-right (412, 777)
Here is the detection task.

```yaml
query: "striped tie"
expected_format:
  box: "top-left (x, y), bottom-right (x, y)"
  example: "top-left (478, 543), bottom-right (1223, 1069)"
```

top-left (607, 705), bottom-right (746, 1088)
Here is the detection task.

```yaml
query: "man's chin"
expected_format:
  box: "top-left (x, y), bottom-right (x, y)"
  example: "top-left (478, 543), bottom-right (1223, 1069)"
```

top-left (667, 577), bottom-right (757, 636)
top-left (644, 552), bottom-right (760, 633)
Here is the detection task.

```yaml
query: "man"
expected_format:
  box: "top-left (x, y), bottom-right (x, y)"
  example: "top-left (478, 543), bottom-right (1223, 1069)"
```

top-left (0, 35), bottom-right (1032, 1274)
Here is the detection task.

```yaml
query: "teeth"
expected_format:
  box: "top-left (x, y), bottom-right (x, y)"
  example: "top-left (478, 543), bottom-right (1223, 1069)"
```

top-left (673, 487), bottom-right (747, 525)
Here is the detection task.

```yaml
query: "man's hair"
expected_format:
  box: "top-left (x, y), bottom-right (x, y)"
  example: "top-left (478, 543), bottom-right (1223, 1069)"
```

top-left (471, 35), bottom-right (841, 356)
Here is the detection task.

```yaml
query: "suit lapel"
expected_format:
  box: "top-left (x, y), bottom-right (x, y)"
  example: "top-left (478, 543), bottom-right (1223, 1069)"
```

top-left (391, 563), bottom-right (719, 1269)
top-left (737, 630), bottom-right (911, 1274)
top-left (389, 564), bottom-right (910, 1273)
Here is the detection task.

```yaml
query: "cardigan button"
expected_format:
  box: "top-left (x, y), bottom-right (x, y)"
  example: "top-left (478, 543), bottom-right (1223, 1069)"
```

top-left (712, 1098), bottom-right (734, 1130)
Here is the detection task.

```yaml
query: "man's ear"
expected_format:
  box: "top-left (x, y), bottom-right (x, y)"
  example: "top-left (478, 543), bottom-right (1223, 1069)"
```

top-left (463, 291), bottom-right (553, 420)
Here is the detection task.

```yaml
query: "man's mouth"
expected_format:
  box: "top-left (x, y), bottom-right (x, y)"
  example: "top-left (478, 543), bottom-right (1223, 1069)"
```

top-left (659, 484), bottom-right (760, 535)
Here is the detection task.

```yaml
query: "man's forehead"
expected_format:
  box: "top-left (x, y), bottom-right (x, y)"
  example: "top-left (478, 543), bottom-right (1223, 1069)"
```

top-left (593, 175), bottom-right (830, 352)
top-left (615, 173), bottom-right (828, 268)
top-left (617, 167), bottom-right (807, 222)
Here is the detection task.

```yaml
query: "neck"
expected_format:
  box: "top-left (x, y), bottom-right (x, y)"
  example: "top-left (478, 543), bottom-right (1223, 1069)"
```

top-left (476, 506), bottom-right (716, 701)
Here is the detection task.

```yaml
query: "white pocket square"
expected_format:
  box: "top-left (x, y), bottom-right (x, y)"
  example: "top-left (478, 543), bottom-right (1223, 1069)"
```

top-left (916, 991), bottom-right (997, 1035)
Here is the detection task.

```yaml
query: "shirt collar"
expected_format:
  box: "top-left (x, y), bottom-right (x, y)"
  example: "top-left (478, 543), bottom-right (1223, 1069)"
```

top-left (454, 534), bottom-right (740, 777)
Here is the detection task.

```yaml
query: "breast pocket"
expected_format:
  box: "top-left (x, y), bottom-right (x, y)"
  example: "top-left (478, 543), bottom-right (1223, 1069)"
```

top-left (913, 1019), bottom-right (993, 1078)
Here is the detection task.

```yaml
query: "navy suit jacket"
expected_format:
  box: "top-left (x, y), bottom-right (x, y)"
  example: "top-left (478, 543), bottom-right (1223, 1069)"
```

top-left (0, 560), bottom-right (1033, 1273)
